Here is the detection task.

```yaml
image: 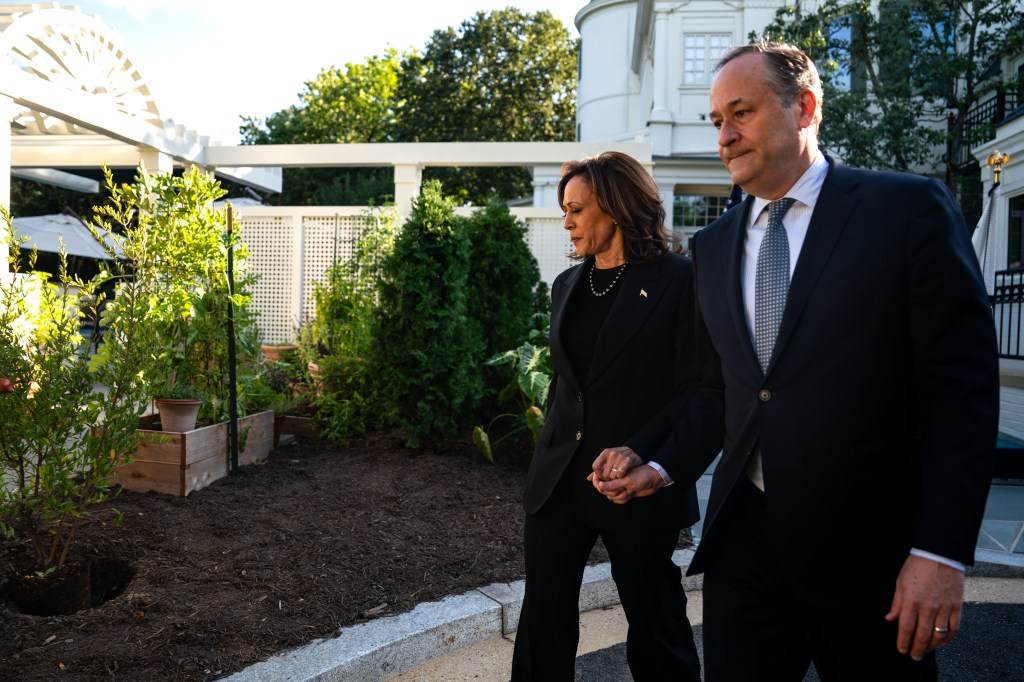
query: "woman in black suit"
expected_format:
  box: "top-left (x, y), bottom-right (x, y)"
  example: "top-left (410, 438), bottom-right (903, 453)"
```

top-left (510, 151), bottom-right (718, 681)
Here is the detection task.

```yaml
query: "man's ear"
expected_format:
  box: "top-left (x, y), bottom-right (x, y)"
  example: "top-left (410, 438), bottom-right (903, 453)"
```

top-left (797, 89), bottom-right (817, 129)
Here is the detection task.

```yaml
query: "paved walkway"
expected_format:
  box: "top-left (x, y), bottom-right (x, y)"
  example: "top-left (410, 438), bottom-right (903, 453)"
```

top-left (223, 473), bottom-right (1024, 682)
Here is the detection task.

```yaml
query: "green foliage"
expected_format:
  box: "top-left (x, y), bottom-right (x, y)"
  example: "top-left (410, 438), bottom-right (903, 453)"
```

top-left (372, 181), bottom-right (484, 450)
top-left (463, 198), bottom-right (544, 405)
top-left (395, 8), bottom-right (578, 203)
top-left (91, 165), bottom-right (264, 424)
top-left (0, 215), bottom-right (150, 573)
top-left (299, 207), bottom-right (399, 443)
top-left (473, 314), bottom-right (552, 463)
top-left (756, 0), bottom-right (1024, 189)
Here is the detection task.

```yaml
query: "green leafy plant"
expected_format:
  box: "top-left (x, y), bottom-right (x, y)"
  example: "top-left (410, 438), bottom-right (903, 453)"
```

top-left (296, 207), bottom-right (397, 443)
top-left (91, 165), bottom-right (264, 426)
top-left (473, 313), bottom-right (551, 463)
top-left (372, 181), bottom-right (484, 450)
top-left (0, 213), bottom-right (151, 573)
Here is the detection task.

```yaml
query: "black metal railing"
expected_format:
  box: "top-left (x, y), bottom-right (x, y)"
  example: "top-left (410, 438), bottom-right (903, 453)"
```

top-left (993, 268), bottom-right (1024, 358)
top-left (956, 89), bottom-right (1022, 169)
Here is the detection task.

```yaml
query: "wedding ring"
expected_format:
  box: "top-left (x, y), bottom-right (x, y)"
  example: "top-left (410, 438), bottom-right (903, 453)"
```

top-left (933, 626), bottom-right (950, 634)
top-left (611, 467), bottom-right (622, 473)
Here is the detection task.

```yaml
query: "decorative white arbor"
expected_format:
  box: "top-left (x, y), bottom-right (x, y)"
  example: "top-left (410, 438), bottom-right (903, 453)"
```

top-left (0, 4), bottom-right (282, 214)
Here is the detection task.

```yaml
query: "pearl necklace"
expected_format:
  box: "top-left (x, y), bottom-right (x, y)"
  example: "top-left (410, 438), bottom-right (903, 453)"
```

top-left (589, 260), bottom-right (628, 297)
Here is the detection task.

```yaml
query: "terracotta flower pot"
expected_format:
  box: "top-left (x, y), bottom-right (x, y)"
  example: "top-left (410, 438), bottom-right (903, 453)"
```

top-left (155, 398), bottom-right (203, 433)
top-left (261, 343), bottom-right (298, 363)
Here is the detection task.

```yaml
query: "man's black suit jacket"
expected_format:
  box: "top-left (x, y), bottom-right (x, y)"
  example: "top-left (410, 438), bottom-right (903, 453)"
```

top-left (670, 158), bottom-right (999, 604)
top-left (523, 253), bottom-right (723, 532)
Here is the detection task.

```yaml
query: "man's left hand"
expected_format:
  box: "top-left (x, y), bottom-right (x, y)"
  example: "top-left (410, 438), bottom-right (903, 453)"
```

top-left (884, 554), bottom-right (964, 660)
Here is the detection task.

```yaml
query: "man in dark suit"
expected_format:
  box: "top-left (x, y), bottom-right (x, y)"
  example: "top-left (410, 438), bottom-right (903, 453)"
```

top-left (595, 42), bottom-right (998, 679)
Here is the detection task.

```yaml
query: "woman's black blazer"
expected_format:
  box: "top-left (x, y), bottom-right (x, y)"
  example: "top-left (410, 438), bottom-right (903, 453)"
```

top-left (523, 252), bottom-right (720, 531)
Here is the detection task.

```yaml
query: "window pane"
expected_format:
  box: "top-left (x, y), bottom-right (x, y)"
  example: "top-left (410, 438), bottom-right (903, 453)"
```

top-left (673, 193), bottom-right (730, 229)
top-left (683, 34), bottom-right (730, 85)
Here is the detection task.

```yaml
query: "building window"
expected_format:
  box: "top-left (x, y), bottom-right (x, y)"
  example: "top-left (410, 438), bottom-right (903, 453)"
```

top-left (674, 193), bottom-right (729, 231)
top-left (1008, 193), bottom-right (1024, 270)
top-left (683, 34), bottom-right (730, 85)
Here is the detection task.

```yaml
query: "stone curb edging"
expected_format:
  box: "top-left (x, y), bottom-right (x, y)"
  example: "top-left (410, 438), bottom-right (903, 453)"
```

top-left (222, 547), bottom-right (1021, 682)
top-left (222, 549), bottom-right (696, 682)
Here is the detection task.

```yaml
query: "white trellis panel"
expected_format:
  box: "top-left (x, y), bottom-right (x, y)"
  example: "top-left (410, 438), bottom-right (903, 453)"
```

top-left (236, 213), bottom-right (297, 344)
top-left (299, 213), bottom-right (365, 326)
top-left (516, 208), bottom-right (575, 286)
top-left (234, 206), bottom-right (569, 345)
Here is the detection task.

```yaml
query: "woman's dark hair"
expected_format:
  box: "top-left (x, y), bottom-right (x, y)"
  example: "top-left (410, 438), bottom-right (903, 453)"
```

top-left (557, 151), bottom-right (670, 262)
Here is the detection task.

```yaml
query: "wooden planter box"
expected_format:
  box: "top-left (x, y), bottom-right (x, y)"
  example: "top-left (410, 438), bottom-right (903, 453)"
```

top-left (115, 411), bottom-right (275, 497)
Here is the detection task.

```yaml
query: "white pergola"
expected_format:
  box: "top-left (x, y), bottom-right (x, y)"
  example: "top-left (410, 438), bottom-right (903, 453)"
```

top-left (0, 4), bottom-right (281, 237)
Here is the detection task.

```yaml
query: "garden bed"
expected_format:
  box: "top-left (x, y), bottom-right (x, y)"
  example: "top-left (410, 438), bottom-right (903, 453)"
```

top-left (113, 411), bottom-right (275, 496)
top-left (0, 430), bottom-right (547, 680)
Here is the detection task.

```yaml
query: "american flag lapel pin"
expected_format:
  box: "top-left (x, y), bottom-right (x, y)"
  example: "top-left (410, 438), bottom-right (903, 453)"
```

top-left (640, 288), bottom-right (648, 298)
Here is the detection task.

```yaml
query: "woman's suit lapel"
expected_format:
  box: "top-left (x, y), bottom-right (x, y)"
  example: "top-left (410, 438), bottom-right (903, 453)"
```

top-left (549, 264), bottom-right (585, 392)
top-left (585, 259), bottom-right (668, 387)
top-left (550, 258), bottom-right (672, 390)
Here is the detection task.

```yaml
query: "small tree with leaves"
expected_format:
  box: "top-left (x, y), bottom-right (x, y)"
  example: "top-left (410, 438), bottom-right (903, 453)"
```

top-left (371, 181), bottom-right (483, 450)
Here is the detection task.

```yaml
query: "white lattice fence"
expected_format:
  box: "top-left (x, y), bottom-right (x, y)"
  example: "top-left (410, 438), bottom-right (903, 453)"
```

top-left (234, 206), bottom-right (572, 344)
top-left (238, 214), bottom-right (296, 344)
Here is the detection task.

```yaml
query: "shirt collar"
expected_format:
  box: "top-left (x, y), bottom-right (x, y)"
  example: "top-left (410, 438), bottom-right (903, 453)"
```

top-left (747, 153), bottom-right (828, 227)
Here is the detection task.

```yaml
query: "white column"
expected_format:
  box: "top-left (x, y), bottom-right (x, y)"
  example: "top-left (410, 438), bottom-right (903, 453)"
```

top-left (393, 164), bottom-right (423, 220)
top-left (649, 9), bottom-right (674, 156)
top-left (138, 148), bottom-right (174, 175)
top-left (1, 96), bottom-right (12, 284)
top-left (532, 164), bottom-right (563, 208)
top-left (658, 181), bottom-right (675, 235)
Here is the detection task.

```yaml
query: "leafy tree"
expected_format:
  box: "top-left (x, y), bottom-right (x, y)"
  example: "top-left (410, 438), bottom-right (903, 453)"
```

top-left (756, 0), bottom-right (1024, 194)
top-left (395, 8), bottom-right (578, 203)
top-left (371, 181), bottom-right (483, 450)
top-left (239, 50), bottom-right (405, 205)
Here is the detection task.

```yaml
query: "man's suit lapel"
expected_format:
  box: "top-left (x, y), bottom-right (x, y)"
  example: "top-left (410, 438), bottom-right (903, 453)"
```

top-left (770, 161), bottom-right (859, 371)
top-left (585, 260), bottom-right (666, 386)
top-left (723, 198), bottom-right (762, 377)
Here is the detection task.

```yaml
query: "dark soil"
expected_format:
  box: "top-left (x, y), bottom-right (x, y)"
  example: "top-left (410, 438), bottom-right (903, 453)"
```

top-left (0, 430), bottom-right (567, 681)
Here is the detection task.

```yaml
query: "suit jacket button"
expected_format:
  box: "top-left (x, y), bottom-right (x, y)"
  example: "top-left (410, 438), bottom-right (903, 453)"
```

top-left (759, 389), bottom-right (772, 402)
top-left (576, 431), bottom-right (582, 441)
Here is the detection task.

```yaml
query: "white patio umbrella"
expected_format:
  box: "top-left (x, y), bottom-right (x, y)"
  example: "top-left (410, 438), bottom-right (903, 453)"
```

top-left (972, 183), bottom-right (999, 298)
top-left (11, 213), bottom-right (122, 260)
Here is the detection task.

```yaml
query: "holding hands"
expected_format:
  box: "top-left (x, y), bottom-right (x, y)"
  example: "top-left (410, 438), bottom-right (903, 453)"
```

top-left (588, 446), bottom-right (666, 504)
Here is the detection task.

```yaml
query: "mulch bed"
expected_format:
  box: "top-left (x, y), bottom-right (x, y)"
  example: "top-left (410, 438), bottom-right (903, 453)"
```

top-left (0, 429), bottom-right (572, 681)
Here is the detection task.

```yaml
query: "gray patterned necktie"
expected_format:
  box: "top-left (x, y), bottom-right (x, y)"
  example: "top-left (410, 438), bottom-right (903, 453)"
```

top-left (754, 198), bottom-right (796, 372)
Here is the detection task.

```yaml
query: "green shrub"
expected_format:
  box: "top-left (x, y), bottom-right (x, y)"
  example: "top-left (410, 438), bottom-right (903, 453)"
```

top-left (464, 198), bottom-right (543, 409)
top-left (372, 181), bottom-right (484, 450)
